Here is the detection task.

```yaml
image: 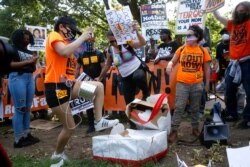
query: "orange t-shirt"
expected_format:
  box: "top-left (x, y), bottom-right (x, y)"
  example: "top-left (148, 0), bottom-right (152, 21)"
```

top-left (44, 31), bottom-right (76, 83)
top-left (175, 45), bottom-right (211, 84)
top-left (227, 20), bottom-right (250, 60)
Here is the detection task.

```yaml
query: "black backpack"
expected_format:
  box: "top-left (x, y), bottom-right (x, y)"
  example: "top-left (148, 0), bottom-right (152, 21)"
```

top-left (0, 39), bottom-right (15, 76)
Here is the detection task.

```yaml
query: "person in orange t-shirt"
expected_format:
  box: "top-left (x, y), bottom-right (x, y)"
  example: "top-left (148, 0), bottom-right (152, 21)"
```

top-left (44, 16), bottom-right (119, 161)
top-left (213, 1), bottom-right (250, 129)
top-left (166, 25), bottom-right (211, 143)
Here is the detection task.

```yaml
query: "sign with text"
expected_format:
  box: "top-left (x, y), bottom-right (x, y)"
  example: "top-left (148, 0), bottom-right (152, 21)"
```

top-left (175, 0), bottom-right (206, 34)
top-left (105, 6), bottom-right (137, 45)
top-left (26, 25), bottom-right (47, 51)
top-left (205, 0), bottom-right (225, 13)
top-left (141, 3), bottom-right (168, 41)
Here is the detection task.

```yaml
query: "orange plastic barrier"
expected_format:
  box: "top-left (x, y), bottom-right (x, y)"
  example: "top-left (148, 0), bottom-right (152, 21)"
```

top-left (103, 61), bottom-right (177, 111)
top-left (1, 61), bottom-right (177, 119)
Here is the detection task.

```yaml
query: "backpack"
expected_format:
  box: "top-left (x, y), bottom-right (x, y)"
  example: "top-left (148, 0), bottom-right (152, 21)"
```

top-left (0, 39), bottom-right (15, 76)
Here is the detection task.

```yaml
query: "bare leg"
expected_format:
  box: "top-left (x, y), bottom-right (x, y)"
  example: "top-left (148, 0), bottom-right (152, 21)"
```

top-left (51, 102), bottom-right (75, 154)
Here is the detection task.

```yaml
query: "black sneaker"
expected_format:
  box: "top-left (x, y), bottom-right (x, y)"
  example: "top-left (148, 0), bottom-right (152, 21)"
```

top-left (237, 120), bottom-right (250, 129)
top-left (26, 133), bottom-right (40, 143)
top-left (14, 137), bottom-right (34, 148)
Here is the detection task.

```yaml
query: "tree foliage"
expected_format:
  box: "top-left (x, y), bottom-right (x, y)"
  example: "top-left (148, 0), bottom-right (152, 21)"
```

top-left (0, 0), bottom-right (224, 51)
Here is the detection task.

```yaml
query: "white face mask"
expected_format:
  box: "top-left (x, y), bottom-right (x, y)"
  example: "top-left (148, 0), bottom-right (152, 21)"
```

top-left (185, 36), bottom-right (198, 45)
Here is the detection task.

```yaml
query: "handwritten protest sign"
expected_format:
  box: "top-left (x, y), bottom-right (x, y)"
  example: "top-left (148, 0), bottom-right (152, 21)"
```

top-left (175, 0), bottom-right (206, 35)
top-left (205, 0), bottom-right (225, 13)
top-left (141, 3), bottom-right (168, 41)
top-left (26, 25), bottom-right (47, 51)
top-left (105, 6), bottom-right (137, 45)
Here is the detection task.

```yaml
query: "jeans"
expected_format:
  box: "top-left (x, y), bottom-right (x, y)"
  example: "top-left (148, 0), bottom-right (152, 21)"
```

top-left (8, 72), bottom-right (35, 142)
top-left (225, 59), bottom-right (250, 120)
top-left (172, 82), bottom-right (203, 130)
top-left (122, 66), bottom-right (149, 104)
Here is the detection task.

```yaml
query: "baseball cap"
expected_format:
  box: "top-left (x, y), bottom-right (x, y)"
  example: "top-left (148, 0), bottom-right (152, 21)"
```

top-left (54, 16), bottom-right (82, 35)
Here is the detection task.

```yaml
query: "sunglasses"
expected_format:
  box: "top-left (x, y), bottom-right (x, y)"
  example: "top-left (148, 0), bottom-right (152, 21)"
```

top-left (186, 34), bottom-right (195, 38)
top-left (109, 40), bottom-right (117, 44)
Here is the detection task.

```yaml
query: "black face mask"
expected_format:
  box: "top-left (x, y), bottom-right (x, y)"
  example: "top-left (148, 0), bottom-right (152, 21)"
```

top-left (86, 42), bottom-right (94, 52)
top-left (63, 27), bottom-right (76, 41)
top-left (235, 12), bottom-right (249, 24)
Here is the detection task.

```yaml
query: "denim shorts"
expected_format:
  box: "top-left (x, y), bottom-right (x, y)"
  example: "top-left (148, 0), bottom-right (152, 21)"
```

top-left (44, 83), bottom-right (71, 108)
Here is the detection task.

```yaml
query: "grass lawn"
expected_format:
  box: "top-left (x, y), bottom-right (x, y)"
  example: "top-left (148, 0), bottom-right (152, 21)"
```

top-left (10, 155), bottom-right (175, 167)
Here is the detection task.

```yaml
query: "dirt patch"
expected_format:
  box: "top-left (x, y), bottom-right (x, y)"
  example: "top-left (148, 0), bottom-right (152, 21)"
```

top-left (1, 110), bottom-right (250, 166)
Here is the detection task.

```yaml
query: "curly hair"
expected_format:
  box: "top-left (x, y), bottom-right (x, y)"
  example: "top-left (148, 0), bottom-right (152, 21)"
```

top-left (11, 29), bottom-right (34, 49)
top-left (232, 1), bottom-right (250, 25)
top-left (188, 25), bottom-right (203, 42)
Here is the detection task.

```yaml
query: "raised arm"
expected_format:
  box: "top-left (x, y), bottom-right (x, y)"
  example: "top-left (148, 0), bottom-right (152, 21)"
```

top-left (213, 10), bottom-right (228, 27)
top-left (128, 21), bottom-right (146, 49)
top-left (54, 27), bottom-right (93, 57)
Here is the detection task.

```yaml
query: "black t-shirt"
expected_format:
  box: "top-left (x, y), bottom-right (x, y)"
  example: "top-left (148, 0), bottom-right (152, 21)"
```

top-left (216, 42), bottom-right (230, 67)
top-left (157, 41), bottom-right (179, 60)
top-left (10, 47), bottom-right (36, 73)
top-left (77, 50), bottom-right (105, 78)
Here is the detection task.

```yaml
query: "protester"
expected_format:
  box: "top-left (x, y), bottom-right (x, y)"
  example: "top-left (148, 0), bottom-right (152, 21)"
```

top-left (166, 25), bottom-right (211, 143)
top-left (216, 28), bottom-right (230, 81)
top-left (8, 29), bottom-right (40, 148)
top-left (154, 29), bottom-right (179, 64)
top-left (44, 16), bottom-right (119, 161)
top-left (213, 1), bottom-right (250, 128)
top-left (98, 21), bottom-right (149, 128)
top-left (145, 37), bottom-right (158, 61)
top-left (75, 38), bottom-right (105, 133)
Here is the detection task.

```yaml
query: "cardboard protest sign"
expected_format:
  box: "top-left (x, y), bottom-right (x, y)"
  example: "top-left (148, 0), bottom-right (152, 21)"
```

top-left (140, 3), bottom-right (168, 41)
top-left (105, 6), bottom-right (137, 45)
top-left (26, 25), bottom-right (47, 51)
top-left (205, 0), bottom-right (225, 13)
top-left (175, 0), bottom-right (206, 34)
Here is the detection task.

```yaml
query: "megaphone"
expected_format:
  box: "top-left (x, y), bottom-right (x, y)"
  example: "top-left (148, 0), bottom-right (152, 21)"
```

top-left (204, 124), bottom-right (229, 141)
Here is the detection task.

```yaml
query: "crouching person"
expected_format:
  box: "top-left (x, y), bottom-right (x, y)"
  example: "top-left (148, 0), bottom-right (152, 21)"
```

top-left (44, 16), bottom-right (119, 161)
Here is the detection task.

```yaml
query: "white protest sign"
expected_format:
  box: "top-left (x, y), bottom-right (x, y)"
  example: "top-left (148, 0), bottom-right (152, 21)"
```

top-left (226, 144), bottom-right (250, 167)
top-left (205, 0), bottom-right (225, 13)
top-left (175, 0), bottom-right (206, 35)
top-left (26, 25), bottom-right (47, 51)
top-left (140, 3), bottom-right (168, 41)
top-left (105, 6), bottom-right (137, 45)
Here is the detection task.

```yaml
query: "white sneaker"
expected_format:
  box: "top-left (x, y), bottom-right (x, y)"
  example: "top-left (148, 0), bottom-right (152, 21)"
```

top-left (94, 118), bottom-right (119, 131)
top-left (51, 152), bottom-right (69, 161)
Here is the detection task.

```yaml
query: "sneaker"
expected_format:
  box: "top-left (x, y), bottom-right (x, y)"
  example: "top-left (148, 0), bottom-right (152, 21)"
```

top-left (26, 133), bottom-right (40, 143)
top-left (94, 118), bottom-right (119, 131)
top-left (237, 120), bottom-right (250, 129)
top-left (86, 126), bottom-right (95, 134)
top-left (216, 80), bottom-right (225, 92)
top-left (51, 152), bottom-right (69, 161)
top-left (223, 115), bottom-right (238, 122)
top-left (14, 137), bottom-right (34, 148)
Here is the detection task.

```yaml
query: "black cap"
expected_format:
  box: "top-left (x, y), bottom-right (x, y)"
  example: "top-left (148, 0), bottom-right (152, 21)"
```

top-left (54, 16), bottom-right (82, 35)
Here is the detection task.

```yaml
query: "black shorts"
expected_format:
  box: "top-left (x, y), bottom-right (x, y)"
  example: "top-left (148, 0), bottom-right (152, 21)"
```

top-left (44, 83), bottom-right (71, 108)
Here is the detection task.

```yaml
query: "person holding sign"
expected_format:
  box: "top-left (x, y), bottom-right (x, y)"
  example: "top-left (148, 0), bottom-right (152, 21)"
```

top-left (98, 21), bottom-right (149, 128)
top-left (154, 29), bottom-right (179, 64)
top-left (213, 1), bottom-right (250, 129)
top-left (44, 16), bottom-right (119, 161)
top-left (166, 25), bottom-right (211, 143)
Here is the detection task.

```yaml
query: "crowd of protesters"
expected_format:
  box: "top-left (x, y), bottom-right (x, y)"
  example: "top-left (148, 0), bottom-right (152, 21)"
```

top-left (0, 1), bottom-right (249, 165)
